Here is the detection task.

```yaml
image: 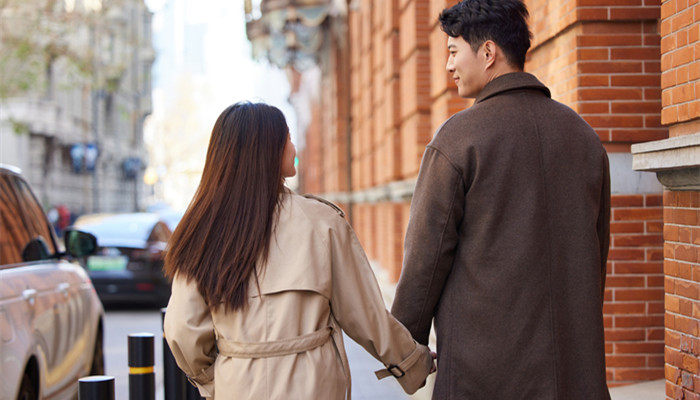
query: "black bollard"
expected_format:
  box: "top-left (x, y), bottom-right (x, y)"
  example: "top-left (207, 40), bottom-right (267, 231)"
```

top-left (187, 381), bottom-right (203, 400)
top-left (162, 308), bottom-right (187, 400)
top-left (128, 333), bottom-right (155, 400)
top-left (78, 375), bottom-right (115, 400)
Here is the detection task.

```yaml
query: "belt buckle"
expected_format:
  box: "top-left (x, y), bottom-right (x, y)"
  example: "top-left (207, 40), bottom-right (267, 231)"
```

top-left (387, 364), bottom-right (405, 378)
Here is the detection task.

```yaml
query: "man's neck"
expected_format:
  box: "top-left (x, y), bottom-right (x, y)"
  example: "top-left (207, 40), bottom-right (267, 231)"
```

top-left (485, 65), bottom-right (523, 85)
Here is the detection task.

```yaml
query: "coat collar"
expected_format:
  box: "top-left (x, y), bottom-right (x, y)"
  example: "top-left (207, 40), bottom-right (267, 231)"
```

top-left (475, 72), bottom-right (551, 104)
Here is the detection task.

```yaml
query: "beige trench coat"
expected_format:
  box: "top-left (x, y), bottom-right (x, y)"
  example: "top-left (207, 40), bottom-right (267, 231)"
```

top-left (164, 190), bottom-right (433, 399)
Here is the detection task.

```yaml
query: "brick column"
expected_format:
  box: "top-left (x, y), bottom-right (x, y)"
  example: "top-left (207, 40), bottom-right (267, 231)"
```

top-left (524, 0), bottom-right (667, 387)
top-left (663, 191), bottom-right (700, 398)
top-left (631, 0), bottom-right (700, 398)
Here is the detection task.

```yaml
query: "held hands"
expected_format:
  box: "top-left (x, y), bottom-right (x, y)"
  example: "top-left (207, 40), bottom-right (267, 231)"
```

top-left (416, 349), bottom-right (438, 393)
top-left (378, 343), bottom-right (436, 394)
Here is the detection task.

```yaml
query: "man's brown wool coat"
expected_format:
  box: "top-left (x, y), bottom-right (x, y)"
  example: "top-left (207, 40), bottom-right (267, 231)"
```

top-left (392, 72), bottom-right (611, 400)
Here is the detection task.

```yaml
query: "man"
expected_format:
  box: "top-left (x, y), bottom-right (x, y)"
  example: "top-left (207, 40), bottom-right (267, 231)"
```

top-left (391, 1), bottom-right (611, 399)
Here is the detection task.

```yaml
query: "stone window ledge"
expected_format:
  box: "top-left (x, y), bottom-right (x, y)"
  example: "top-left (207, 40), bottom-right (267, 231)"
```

top-left (320, 178), bottom-right (418, 205)
top-left (631, 133), bottom-right (700, 191)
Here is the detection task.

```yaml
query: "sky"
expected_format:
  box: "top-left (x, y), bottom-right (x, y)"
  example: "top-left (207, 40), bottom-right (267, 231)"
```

top-left (145, 0), bottom-right (294, 125)
top-left (143, 0), bottom-right (297, 210)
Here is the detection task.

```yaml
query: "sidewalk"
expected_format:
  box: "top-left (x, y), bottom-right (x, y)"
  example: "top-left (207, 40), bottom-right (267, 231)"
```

top-left (344, 332), bottom-right (413, 399)
top-left (341, 262), bottom-right (428, 399)
top-left (343, 263), bottom-right (433, 399)
top-left (346, 336), bottom-right (665, 399)
top-left (608, 379), bottom-right (665, 399)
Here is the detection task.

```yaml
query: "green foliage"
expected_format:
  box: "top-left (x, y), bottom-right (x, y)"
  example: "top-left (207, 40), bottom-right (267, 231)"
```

top-left (0, 36), bottom-right (43, 97)
top-left (10, 118), bottom-right (29, 135)
top-left (0, 0), bottom-right (131, 100)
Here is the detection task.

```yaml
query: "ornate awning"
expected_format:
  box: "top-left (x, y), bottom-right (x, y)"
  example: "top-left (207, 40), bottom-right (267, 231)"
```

top-left (244, 0), bottom-right (346, 71)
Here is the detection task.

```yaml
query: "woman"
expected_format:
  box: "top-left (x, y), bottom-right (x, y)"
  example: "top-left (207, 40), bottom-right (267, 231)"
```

top-left (163, 101), bottom-right (434, 399)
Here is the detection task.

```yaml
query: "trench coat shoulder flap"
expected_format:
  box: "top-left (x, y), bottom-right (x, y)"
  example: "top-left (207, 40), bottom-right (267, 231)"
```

top-left (303, 193), bottom-right (345, 217)
top-left (250, 192), bottom-right (345, 299)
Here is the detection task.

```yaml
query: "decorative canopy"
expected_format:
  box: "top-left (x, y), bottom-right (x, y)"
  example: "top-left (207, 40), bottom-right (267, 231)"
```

top-left (245, 0), bottom-right (346, 71)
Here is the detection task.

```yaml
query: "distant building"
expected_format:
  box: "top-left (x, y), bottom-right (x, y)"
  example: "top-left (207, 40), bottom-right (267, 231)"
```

top-left (0, 0), bottom-right (155, 215)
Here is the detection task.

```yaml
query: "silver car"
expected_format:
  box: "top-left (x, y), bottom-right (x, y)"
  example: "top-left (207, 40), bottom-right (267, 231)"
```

top-left (0, 165), bottom-right (105, 400)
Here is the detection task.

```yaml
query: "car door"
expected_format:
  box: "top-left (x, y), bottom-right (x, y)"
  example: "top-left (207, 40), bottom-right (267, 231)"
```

top-left (0, 172), bottom-right (79, 398)
top-left (0, 172), bottom-right (61, 397)
top-left (16, 174), bottom-right (97, 394)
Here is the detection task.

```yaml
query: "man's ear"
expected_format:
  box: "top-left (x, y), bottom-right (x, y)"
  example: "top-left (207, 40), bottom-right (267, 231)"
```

top-left (482, 40), bottom-right (497, 69)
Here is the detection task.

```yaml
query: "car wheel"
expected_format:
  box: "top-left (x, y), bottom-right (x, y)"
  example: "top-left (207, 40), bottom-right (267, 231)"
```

top-left (17, 371), bottom-right (37, 400)
top-left (89, 327), bottom-right (105, 376)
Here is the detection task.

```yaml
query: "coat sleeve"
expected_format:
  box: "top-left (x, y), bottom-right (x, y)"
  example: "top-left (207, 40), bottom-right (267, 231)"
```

top-left (328, 215), bottom-right (434, 395)
top-left (391, 146), bottom-right (466, 345)
top-left (164, 275), bottom-right (217, 397)
top-left (597, 151), bottom-right (611, 301)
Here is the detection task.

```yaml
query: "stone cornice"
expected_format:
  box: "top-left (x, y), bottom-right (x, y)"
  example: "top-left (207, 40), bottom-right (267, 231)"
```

top-left (317, 178), bottom-right (417, 204)
top-left (631, 133), bottom-right (700, 190)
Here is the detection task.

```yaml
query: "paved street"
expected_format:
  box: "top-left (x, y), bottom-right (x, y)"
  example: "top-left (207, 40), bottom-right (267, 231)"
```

top-left (103, 308), bottom-right (165, 400)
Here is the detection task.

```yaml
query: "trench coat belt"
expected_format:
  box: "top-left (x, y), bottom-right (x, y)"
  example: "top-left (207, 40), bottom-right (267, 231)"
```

top-left (216, 326), bottom-right (333, 358)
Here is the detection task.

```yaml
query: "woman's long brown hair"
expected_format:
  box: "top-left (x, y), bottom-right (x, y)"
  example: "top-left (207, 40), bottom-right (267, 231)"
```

top-left (164, 101), bottom-right (288, 311)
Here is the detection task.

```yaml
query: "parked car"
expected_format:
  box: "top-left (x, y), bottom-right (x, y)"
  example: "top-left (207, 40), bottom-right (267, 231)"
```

top-left (146, 202), bottom-right (184, 231)
top-left (158, 209), bottom-right (184, 232)
top-left (0, 164), bottom-right (104, 400)
top-left (72, 212), bottom-right (173, 307)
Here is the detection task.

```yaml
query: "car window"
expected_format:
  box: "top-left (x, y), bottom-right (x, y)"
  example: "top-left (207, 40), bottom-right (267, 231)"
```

top-left (0, 174), bottom-right (56, 265)
top-left (0, 174), bottom-right (26, 264)
top-left (15, 178), bottom-right (56, 255)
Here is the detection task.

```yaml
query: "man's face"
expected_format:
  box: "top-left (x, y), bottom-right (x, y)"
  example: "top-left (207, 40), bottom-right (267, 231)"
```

top-left (446, 36), bottom-right (487, 98)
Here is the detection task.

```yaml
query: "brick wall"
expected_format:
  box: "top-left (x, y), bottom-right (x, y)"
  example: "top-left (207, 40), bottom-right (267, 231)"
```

top-left (320, 45), bottom-right (350, 194)
top-left (345, 0), bottom-right (434, 265)
top-left (430, 0), bottom-right (471, 132)
top-left (660, 0), bottom-right (700, 130)
top-left (527, 13), bottom-right (665, 149)
top-left (398, 0), bottom-right (432, 178)
top-left (300, 100), bottom-right (323, 194)
top-left (606, 193), bottom-right (665, 384)
top-left (658, 0), bottom-right (700, 398)
top-left (298, 0), bottom-right (672, 390)
top-left (664, 192), bottom-right (700, 398)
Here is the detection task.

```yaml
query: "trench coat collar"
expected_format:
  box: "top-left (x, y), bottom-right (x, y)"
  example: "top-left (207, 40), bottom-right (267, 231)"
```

top-left (475, 72), bottom-right (551, 104)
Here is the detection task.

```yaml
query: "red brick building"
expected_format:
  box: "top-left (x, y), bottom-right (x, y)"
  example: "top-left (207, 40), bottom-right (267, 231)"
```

top-left (247, 0), bottom-right (700, 394)
top-left (630, 1), bottom-right (700, 397)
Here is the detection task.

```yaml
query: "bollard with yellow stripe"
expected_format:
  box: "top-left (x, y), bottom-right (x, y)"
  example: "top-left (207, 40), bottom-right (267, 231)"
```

top-left (128, 332), bottom-right (155, 400)
top-left (130, 366), bottom-right (155, 374)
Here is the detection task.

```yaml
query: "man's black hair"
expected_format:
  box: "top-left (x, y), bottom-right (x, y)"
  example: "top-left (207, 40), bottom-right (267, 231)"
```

top-left (439, 0), bottom-right (531, 69)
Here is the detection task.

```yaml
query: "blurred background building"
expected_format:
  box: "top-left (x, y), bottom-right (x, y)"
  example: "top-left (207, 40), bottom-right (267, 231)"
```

top-left (0, 0), bottom-right (297, 216)
top-left (0, 0), bottom-right (155, 215)
top-left (246, 0), bottom-right (700, 395)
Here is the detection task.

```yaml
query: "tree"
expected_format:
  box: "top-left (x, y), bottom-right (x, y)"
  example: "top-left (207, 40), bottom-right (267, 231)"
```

top-left (0, 0), bottom-right (129, 101)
